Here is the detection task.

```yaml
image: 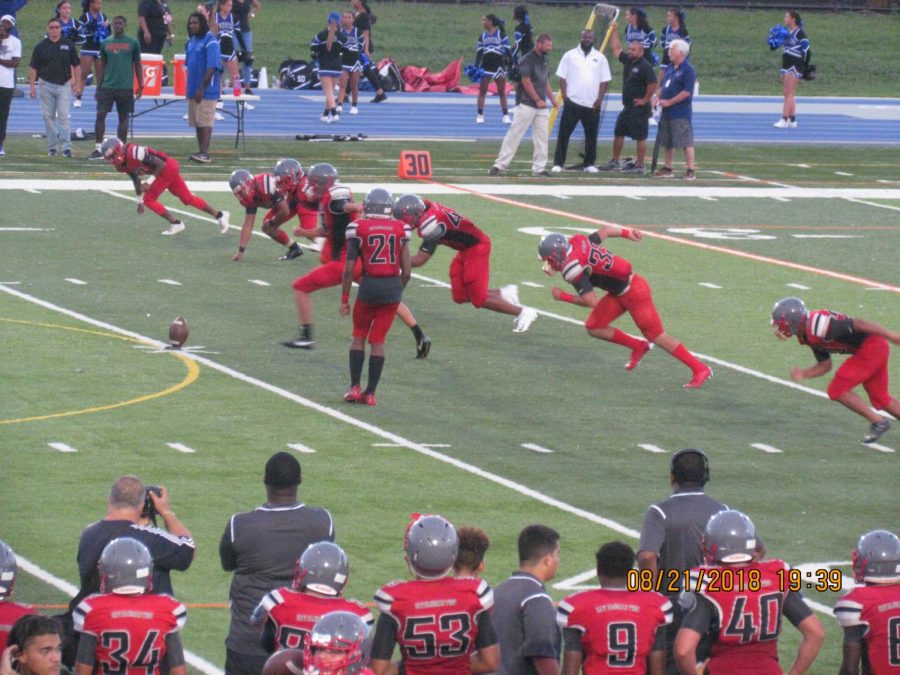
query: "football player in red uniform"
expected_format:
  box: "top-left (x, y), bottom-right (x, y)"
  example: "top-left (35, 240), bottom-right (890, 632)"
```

top-left (279, 164), bottom-right (430, 357)
top-left (393, 194), bottom-right (538, 333)
top-left (2, 615), bottom-right (65, 675)
top-left (834, 529), bottom-right (900, 675)
top-left (252, 541), bottom-right (373, 652)
top-left (539, 229), bottom-right (711, 388)
top-left (0, 541), bottom-right (37, 653)
top-left (305, 611), bottom-right (374, 675)
top-left (674, 510), bottom-right (824, 675)
top-left (339, 188), bottom-right (412, 407)
top-left (771, 297), bottom-right (900, 445)
top-left (228, 168), bottom-right (304, 262)
top-left (73, 538), bottom-right (188, 675)
top-left (100, 138), bottom-right (229, 237)
top-left (369, 515), bottom-right (500, 675)
top-left (558, 541), bottom-right (671, 675)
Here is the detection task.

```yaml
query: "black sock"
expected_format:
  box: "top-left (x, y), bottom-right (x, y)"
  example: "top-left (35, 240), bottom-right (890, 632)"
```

top-left (215, 211), bottom-right (223, 219)
top-left (300, 324), bottom-right (313, 341)
top-left (789, 115), bottom-right (796, 122)
top-left (477, 108), bottom-right (484, 115)
top-left (502, 109), bottom-right (508, 115)
top-left (349, 349), bottom-right (365, 387)
top-left (411, 324), bottom-right (424, 342)
top-left (366, 355), bottom-right (385, 394)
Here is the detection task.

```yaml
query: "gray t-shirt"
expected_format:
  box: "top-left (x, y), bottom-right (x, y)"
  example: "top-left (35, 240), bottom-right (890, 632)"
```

top-left (492, 571), bottom-right (561, 675)
top-left (516, 49), bottom-right (549, 108)
top-left (219, 502), bottom-right (334, 655)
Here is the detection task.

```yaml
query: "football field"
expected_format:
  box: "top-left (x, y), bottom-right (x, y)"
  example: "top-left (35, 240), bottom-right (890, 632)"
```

top-left (1, 140), bottom-right (898, 672)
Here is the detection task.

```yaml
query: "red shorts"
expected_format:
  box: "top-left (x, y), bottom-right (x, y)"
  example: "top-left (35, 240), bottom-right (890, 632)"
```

top-left (584, 273), bottom-right (665, 341)
top-left (143, 159), bottom-right (208, 215)
top-left (449, 240), bottom-right (491, 308)
top-left (292, 258), bottom-right (361, 293)
top-left (352, 300), bottom-right (400, 344)
top-left (827, 335), bottom-right (893, 409)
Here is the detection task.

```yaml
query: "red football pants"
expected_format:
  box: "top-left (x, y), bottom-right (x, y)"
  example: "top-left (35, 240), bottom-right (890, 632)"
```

top-left (449, 240), bottom-right (492, 308)
top-left (143, 159), bottom-right (209, 217)
top-left (292, 257), bottom-right (362, 293)
top-left (352, 301), bottom-right (400, 345)
top-left (828, 335), bottom-right (893, 408)
top-left (584, 273), bottom-right (665, 341)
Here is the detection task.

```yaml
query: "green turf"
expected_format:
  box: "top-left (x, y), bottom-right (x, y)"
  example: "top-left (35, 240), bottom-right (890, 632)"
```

top-left (10, 1), bottom-right (900, 96)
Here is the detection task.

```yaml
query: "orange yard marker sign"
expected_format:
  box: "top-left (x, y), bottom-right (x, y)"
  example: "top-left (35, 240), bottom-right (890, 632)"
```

top-left (398, 151), bottom-right (433, 179)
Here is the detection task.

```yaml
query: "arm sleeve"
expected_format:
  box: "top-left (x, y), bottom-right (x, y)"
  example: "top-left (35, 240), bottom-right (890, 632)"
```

top-left (165, 633), bottom-right (186, 668)
top-left (811, 346), bottom-right (831, 363)
top-left (145, 530), bottom-right (194, 573)
top-left (679, 594), bottom-right (714, 634)
top-left (75, 633), bottom-right (99, 667)
top-left (369, 613), bottom-right (399, 660)
top-left (562, 626), bottom-right (584, 652)
top-left (842, 625), bottom-right (867, 643)
top-left (474, 610), bottom-right (498, 649)
top-left (219, 516), bottom-right (237, 571)
top-left (653, 624), bottom-right (667, 650)
top-left (345, 238), bottom-right (361, 261)
top-left (260, 618), bottom-right (277, 653)
top-left (521, 594), bottom-right (561, 659)
top-left (783, 591), bottom-right (814, 627)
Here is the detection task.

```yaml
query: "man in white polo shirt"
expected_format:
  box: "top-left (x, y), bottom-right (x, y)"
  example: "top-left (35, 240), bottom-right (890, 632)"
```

top-left (0, 14), bottom-right (21, 157)
top-left (551, 29), bottom-right (611, 174)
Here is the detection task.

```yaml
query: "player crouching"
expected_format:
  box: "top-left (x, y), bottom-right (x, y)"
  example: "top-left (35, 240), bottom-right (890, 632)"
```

top-left (101, 138), bottom-right (229, 236)
top-left (229, 168), bottom-right (304, 262)
top-left (73, 538), bottom-right (187, 675)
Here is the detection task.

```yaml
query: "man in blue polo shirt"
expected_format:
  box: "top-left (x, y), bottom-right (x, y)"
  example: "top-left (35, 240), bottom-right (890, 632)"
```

top-left (185, 10), bottom-right (220, 163)
top-left (654, 38), bottom-right (696, 180)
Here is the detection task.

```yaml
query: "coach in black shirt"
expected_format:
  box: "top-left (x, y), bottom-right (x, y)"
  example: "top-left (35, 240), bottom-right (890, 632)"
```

top-left (28, 17), bottom-right (80, 157)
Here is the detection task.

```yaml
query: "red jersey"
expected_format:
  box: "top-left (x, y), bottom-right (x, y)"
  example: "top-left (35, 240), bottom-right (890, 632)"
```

top-left (557, 588), bottom-right (672, 674)
top-left (73, 593), bottom-right (186, 675)
top-left (418, 201), bottom-right (486, 253)
top-left (682, 559), bottom-right (812, 675)
top-left (835, 583), bottom-right (900, 674)
top-left (0, 601), bottom-right (37, 651)
top-left (112, 144), bottom-right (170, 177)
top-left (256, 587), bottom-right (373, 650)
top-left (562, 234), bottom-right (634, 296)
top-left (798, 309), bottom-right (867, 359)
top-left (347, 218), bottom-right (410, 278)
top-left (373, 577), bottom-right (495, 674)
top-left (239, 173), bottom-right (283, 211)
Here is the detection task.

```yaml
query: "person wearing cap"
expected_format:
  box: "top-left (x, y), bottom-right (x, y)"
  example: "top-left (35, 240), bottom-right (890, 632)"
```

top-left (0, 14), bottom-right (20, 156)
top-left (219, 452), bottom-right (334, 675)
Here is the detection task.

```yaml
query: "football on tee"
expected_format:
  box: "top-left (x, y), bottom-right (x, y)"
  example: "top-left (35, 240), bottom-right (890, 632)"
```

top-left (261, 649), bottom-right (304, 675)
top-left (168, 316), bottom-right (189, 348)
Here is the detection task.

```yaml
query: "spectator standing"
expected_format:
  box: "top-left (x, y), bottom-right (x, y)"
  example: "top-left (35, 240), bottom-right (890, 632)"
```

top-left (653, 39), bottom-right (696, 180)
top-left (599, 27), bottom-right (656, 174)
top-left (336, 11), bottom-right (361, 115)
top-left (0, 15), bottom-right (21, 157)
top-left (75, 0), bottom-right (108, 108)
top-left (209, 0), bottom-right (242, 101)
top-left (774, 11), bottom-right (809, 128)
top-left (654, 8), bottom-right (689, 125)
top-left (219, 451), bottom-right (334, 675)
top-left (453, 526), bottom-right (491, 578)
top-left (350, 0), bottom-right (386, 103)
top-left (310, 12), bottom-right (345, 124)
top-left (1, 615), bottom-right (65, 675)
top-left (474, 13), bottom-right (511, 125)
top-left (53, 2), bottom-right (81, 45)
top-left (28, 18), bottom-right (80, 157)
top-left (230, 0), bottom-right (258, 94)
top-left (88, 15), bottom-right (140, 159)
top-left (0, 542), bottom-right (37, 652)
top-left (550, 29), bottom-right (611, 173)
top-left (510, 5), bottom-right (533, 79)
top-left (137, 0), bottom-right (173, 54)
top-left (0, 0), bottom-right (25, 38)
top-left (624, 7), bottom-right (656, 65)
top-left (185, 10), bottom-right (220, 163)
top-left (491, 33), bottom-right (556, 177)
top-left (493, 524), bottom-right (561, 675)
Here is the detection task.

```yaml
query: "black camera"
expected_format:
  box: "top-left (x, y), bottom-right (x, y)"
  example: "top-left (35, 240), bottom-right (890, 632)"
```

top-left (141, 485), bottom-right (163, 524)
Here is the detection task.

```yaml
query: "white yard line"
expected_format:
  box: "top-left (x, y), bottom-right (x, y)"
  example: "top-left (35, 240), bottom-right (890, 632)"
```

top-left (638, 444), bottom-right (668, 454)
top-left (166, 442), bottom-right (196, 453)
top-left (521, 443), bottom-right (554, 454)
top-left (751, 443), bottom-right (784, 454)
top-left (47, 442), bottom-right (77, 453)
top-left (287, 442), bottom-right (317, 454)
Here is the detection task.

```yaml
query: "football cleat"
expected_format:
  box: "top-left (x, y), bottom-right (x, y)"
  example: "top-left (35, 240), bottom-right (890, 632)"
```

top-left (361, 391), bottom-right (377, 406)
top-left (862, 419), bottom-right (890, 445)
top-left (282, 338), bottom-right (316, 349)
top-left (626, 340), bottom-right (653, 370)
top-left (513, 307), bottom-right (538, 333)
top-left (499, 284), bottom-right (520, 307)
top-left (217, 210), bottom-right (230, 234)
top-left (683, 366), bottom-right (713, 389)
top-left (280, 246), bottom-right (304, 261)
top-left (344, 385), bottom-right (362, 403)
top-left (161, 221), bottom-right (186, 236)
top-left (416, 335), bottom-right (432, 360)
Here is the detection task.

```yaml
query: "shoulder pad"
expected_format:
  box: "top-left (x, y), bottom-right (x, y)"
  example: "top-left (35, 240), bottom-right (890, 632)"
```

top-left (330, 184), bottom-right (352, 201)
top-left (678, 590), bottom-right (697, 612)
top-left (562, 260), bottom-right (584, 283)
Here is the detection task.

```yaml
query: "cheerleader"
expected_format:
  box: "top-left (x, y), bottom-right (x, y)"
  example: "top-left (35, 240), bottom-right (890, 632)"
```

top-left (474, 13), bottom-right (512, 124)
top-left (512, 5), bottom-right (534, 67)
top-left (337, 11), bottom-right (361, 115)
top-left (624, 7), bottom-right (656, 65)
top-left (659, 8), bottom-right (689, 76)
top-left (351, 0), bottom-right (387, 103)
top-left (775, 10), bottom-right (809, 128)
top-left (77, 0), bottom-right (109, 106)
top-left (311, 12), bottom-right (346, 123)
top-left (210, 0), bottom-right (242, 100)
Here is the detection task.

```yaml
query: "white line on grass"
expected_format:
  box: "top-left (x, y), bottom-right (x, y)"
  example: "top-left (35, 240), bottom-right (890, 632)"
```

top-left (372, 443), bottom-right (401, 447)
top-left (786, 164), bottom-right (810, 169)
top-left (65, 278), bottom-right (87, 285)
top-left (638, 444), bottom-right (668, 454)
top-left (699, 282), bottom-right (722, 289)
top-left (698, 196), bottom-right (718, 202)
top-left (771, 197), bottom-right (791, 203)
top-left (0, 227), bottom-right (53, 231)
top-left (834, 171), bottom-right (854, 176)
top-left (843, 197), bottom-right (900, 213)
top-left (15, 554), bottom-right (223, 675)
top-left (787, 283), bottom-right (811, 290)
top-left (867, 442), bottom-right (895, 454)
top-left (0, 281), bottom-right (21, 285)
top-left (287, 443), bottom-right (317, 454)
top-left (751, 443), bottom-right (784, 454)
top-left (249, 279), bottom-right (271, 286)
top-left (166, 442), bottom-right (196, 453)
top-left (792, 234), bottom-right (860, 239)
top-left (521, 281), bottom-right (544, 288)
top-left (47, 442), bottom-right (77, 453)
top-left (159, 279), bottom-right (182, 286)
top-left (521, 443), bottom-right (554, 454)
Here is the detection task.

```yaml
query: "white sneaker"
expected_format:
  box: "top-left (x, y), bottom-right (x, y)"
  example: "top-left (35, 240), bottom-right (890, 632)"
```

top-left (513, 307), bottom-right (538, 333)
top-left (349, 106), bottom-right (358, 115)
top-left (584, 165), bottom-right (599, 174)
top-left (215, 100), bottom-right (224, 109)
top-left (336, 104), bottom-right (343, 114)
top-left (244, 102), bottom-right (255, 110)
top-left (162, 221), bottom-right (186, 236)
top-left (320, 114), bottom-right (330, 122)
top-left (476, 114), bottom-right (484, 124)
top-left (788, 120), bottom-right (797, 128)
top-left (214, 112), bottom-right (225, 120)
top-left (550, 165), bottom-right (562, 173)
top-left (73, 98), bottom-right (82, 108)
top-left (499, 284), bottom-right (520, 306)
top-left (773, 118), bottom-right (789, 128)
top-left (649, 116), bottom-right (658, 126)
top-left (332, 113), bottom-right (340, 123)
top-left (217, 210), bottom-right (230, 234)
top-left (502, 113), bottom-right (512, 124)
top-left (182, 113), bottom-right (189, 120)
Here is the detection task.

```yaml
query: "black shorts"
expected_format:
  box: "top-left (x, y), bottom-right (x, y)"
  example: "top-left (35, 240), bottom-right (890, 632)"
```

top-left (97, 87), bottom-right (135, 115)
top-left (614, 105), bottom-right (651, 141)
top-left (358, 275), bottom-right (403, 304)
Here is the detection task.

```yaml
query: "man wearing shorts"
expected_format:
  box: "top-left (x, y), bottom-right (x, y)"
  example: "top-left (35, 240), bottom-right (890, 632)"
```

top-left (654, 39), bottom-right (696, 180)
top-left (89, 16), bottom-right (140, 160)
top-left (185, 11), bottom-right (220, 163)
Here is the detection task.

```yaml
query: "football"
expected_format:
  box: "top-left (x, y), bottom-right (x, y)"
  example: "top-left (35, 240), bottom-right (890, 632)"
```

top-left (261, 649), bottom-right (304, 675)
top-left (168, 316), bottom-right (189, 348)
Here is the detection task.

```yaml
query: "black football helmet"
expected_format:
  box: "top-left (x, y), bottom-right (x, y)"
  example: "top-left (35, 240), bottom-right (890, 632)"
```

top-left (404, 514), bottom-right (458, 580)
top-left (538, 233), bottom-right (569, 275)
top-left (0, 540), bottom-right (16, 599)
top-left (293, 541), bottom-right (349, 596)
top-left (771, 297), bottom-right (808, 340)
top-left (99, 537), bottom-right (154, 595)
top-left (273, 158), bottom-right (304, 192)
top-left (703, 510), bottom-right (757, 564)
top-left (392, 194), bottom-right (426, 226)
top-left (852, 529), bottom-right (900, 584)
top-left (305, 611), bottom-right (371, 675)
top-left (363, 188), bottom-right (394, 217)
